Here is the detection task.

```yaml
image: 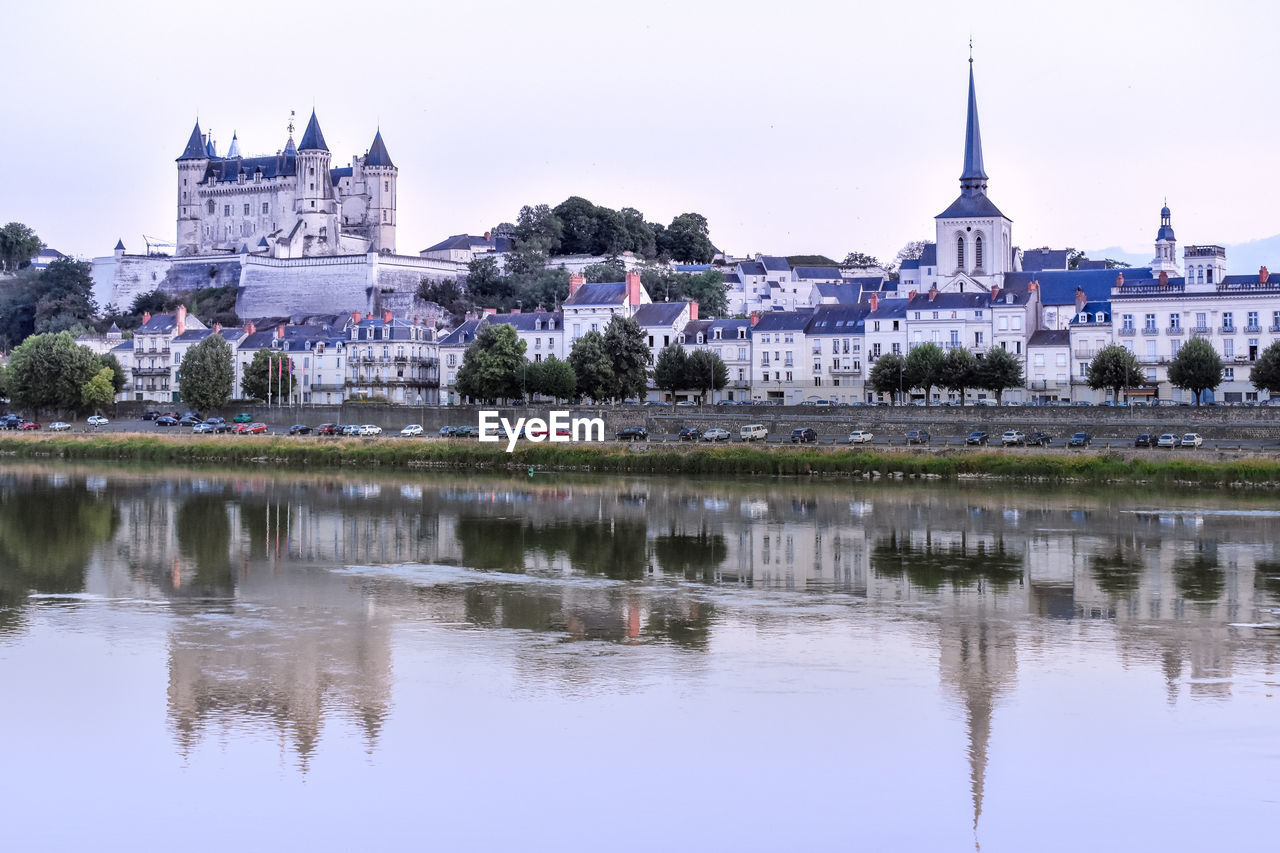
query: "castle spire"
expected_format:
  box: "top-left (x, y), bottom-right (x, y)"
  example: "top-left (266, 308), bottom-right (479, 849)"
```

top-left (178, 121), bottom-right (206, 160)
top-left (227, 130), bottom-right (241, 159)
top-left (960, 58), bottom-right (987, 191)
top-left (365, 128), bottom-right (394, 168)
top-left (298, 109), bottom-right (328, 152)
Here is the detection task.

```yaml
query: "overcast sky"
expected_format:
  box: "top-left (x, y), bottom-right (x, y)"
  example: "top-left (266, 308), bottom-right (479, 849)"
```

top-left (8, 0), bottom-right (1279, 266)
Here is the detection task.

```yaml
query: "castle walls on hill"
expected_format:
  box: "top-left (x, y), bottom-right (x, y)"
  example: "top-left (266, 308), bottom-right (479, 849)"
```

top-left (237, 253), bottom-right (463, 319)
top-left (101, 254), bottom-right (181, 310)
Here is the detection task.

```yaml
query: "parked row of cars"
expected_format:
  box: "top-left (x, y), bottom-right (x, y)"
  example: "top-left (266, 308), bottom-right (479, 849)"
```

top-left (1137, 432), bottom-right (1204, 448)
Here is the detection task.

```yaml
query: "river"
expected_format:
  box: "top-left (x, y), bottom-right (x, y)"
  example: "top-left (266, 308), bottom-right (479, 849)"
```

top-left (0, 463), bottom-right (1276, 851)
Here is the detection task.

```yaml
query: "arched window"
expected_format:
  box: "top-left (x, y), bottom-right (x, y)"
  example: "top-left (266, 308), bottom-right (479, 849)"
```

top-left (975, 235), bottom-right (984, 270)
top-left (1197, 267), bottom-right (1204, 284)
top-left (1207, 267), bottom-right (1215, 284)
top-left (956, 235), bottom-right (965, 271)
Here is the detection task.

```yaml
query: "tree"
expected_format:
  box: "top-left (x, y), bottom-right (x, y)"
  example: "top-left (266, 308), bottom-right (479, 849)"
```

top-left (417, 278), bottom-right (471, 318)
top-left (602, 315), bottom-right (651, 401)
top-left (1167, 337), bottom-right (1223, 406)
top-left (241, 350), bottom-right (297, 403)
top-left (619, 207), bottom-right (657, 259)
top-left (177, 334), bottom-right (235, 413)
top-left (939, 347), bottom-right (978, 405)
top-left (537, 355), bottom-right (577, 402)
top-left (514, 203), bottom-right (563, 256)
top-left (685, 349), bottom-right (728, 402)
top-left (653, 344), bottom-right (688, 397)
top-left (1250, 341), bottom-right (1280, 397)
top-left (903, 343), bottom-right (945, 405)
top-left (868, 353), bottom-right (906, 404)
top-left (464, 256), bottom-right (510, 306)
top-left (660, 213), bottom-right (715, 263)
top-left (553, 196), bottom-right (601, 255)
top-left (81, 367), bottom-right (116, 414)
top-left (583, 259), bottom-right (627, 283)
top-left (97, 353), bottom-right (126, 395)
top-left (1069, 250), bottom-right (1130, 270)
top-left (976, 347), bottom-right (1025, 403)
top-left (33, 258), bottom-right (98, 334)
top-left (1087, 345), bottom-right (1144, 403)
top-left (843, 251), bottom-right (882, 268)
top-left (5, 332), bottom-right (103, 417)
top-left (454, 324), bottom-right (527, 403)
top-left (569, 331), bottom-right (614, 402)
top-left (0, 222), bottom-right (42, 273)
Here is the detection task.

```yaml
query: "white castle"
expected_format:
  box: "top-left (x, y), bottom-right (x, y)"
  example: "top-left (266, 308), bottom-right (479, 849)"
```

top-left (175, 110), bottom-right (397, 258)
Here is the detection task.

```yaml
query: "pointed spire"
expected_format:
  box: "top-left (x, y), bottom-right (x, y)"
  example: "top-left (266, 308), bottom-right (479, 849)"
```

top-left (960, 59), bottom-right (987, 189)
top-left (227, 131), bottom-right (241, 159)
top-left (205, 130), bottom-right (217, 158)
top-left (365, 128), bottom-right (394, 168)
top-left (114, 238), bottom-right (125, 251)
top-left (298, 109), bottom-right (328, 152)
top-left (178, 121), bottom-right (206, 160)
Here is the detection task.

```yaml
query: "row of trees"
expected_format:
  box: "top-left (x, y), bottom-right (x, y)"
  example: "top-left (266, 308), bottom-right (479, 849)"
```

top-left (508, 199), bottom-right (717, 265)
top-left (0, 332), bottom-right (124, 417)
top-left (1087, 338), bottom-right (1280, 405)
top-left (0, 256), bottom-right (99, 350)
top-left (867, 345), bottom-right (1024, 404)
top-left (653, 345), bottom-right (729, 402)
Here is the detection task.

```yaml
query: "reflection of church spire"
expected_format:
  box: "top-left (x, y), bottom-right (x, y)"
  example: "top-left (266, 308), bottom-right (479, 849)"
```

top-left (966, 682), bottom-right (993, 846)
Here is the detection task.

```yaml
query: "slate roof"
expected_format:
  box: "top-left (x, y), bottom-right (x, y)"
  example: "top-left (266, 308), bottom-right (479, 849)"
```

top-left (866, 298), bottom-right (908, 320)
top-left (240, 324), bottom-right (331, 351)
top-left (1028, 329), bottom-right (1071, 347)
top-left (899, 258), bottom-right (921, 271)
top-left (1068, 301), bottom-right (1111, 323)
top-left (806, 304), bottom-right (871, 334)
top-left (425, 234), bottom-right (474, 252)
top-left (298, 110), bottom-right (328, 151)
top-left (178, 122), bottom-right (206, 160)
top-left (365, 130), bottom-right (394, 168)
top-left (111, 339), bottom-right (134, 353)
top-left (137, 313), bottom-right (181, 334)
top-left (793, 266), bottom-right (843, 280)
top-left (330, 166), bottom-right (353, 185)
top-left (906, 291), bottom-right (991, 311)
top-left (114, 239), bottom-right (126, 251)
top-left (1020, 249), bottom-right (1070, 272)
top-left (437, 319), bottom-right (483, 347)
top-left (723, 272), bottom-right (742, 285)
top-left (760, 256), bottom-right (791, 273)
top-left (1076, 259), bottom-right (1109, 270)
top-left (936, 191), bottom-right (1007, 220)
top-left (1004, 267), bottom-right (1153, 306)
top-left (919, 244), bottom-right (937, 266)
top-left (487, 311), bottom-right (562, 332)
top-left (961, 64), bottom-right (987, 183)
top-left (813, 282), bottom-right (863, 304)
top-left (208, 153), bottom-right (298, 182)
top-left (750, 310), bottom-right (814, 332)
top-left (682, 319), bottom-right (714, 339)
top-left (172, 329), bottom-right (213, 343)
top-left (738, 261), bottom-right (767, 276)
top-left (706, 319), bottom-right (751, 339)
top-left (564, 282), bottom-right (627, 306)
top-left (632, 302), bottom-right (688, 327)
top-left (674, 264), bottom-right (711, 273)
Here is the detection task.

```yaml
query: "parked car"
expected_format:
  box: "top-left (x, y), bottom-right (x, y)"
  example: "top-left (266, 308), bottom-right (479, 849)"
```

top-left (1, 414), bottom-right (22, 429)
top-left (1025, 432), bottom-right (1052, 447)
top-left (204, 417), bottom-right (231, 433)
top-left (288, 424), bottom-right (313, 435)
top-left (317, 423), bottom-right (340, 436)
top-left (19, 420), bottom-right (40, 430)
top-left (141, 410), bottom-right (161, 421)
top-left (848, 430), bottom-right (875, 444)
top-left (790, 427), bottom-right (818, 444)
top-left (966, 430), bottom-right (989, 446)
top-left (1001, 430), bottom-right (1026, 446)
top-left (401, 424), bottom-right (424, 437)
top-left (616, 426), bottom-right (648, 441)
top-left (1181, 432), bottom-right (1203, 448)
top-left (178, 414), bottom-right (203, 426)
top-left (1157, 433), bottom-right (1181, 448)
top-left (87, 415), bottom-right (109, 427)
top-left (675, 400), bottom-right (697, 407)
top-left (740, 424), bottom-right (768, 442)
top-left (678, 427), bottom-right (702, 441)
top-left (1067, 432), bottom-right (1092, 447)
top-left (232, 413), bottom-right (253, 423)
top-left (703, 428), bottom-right (731, 441)
top-left (453, 425), bottom-right (478, 438)
top-left (1134, 433), bottom-right (1154, 448)
top-left (438, 425), bottom-right (458, 437)
top-left (181, 411), bottom-right (204, 421)
top-left (48, 421), bottom-right (71, 432)
top-left (359, 424), bottom-right (383, 436)
top-left (340, 424), bottom-right (361, 436)
top-left (905, 429), bottom-right (930, 445)
top-left (235, 422), bottom-right (268, 435)
top-left (192, 422), bottom-right (215, 434)
top-left (155, 416), bottom-right (179, 427)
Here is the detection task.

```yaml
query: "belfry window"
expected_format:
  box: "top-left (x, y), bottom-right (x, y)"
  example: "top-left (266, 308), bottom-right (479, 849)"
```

top-left (956, 236), bottom-right (965, 271)
top-left (975, 235), bottom-right (983, 269)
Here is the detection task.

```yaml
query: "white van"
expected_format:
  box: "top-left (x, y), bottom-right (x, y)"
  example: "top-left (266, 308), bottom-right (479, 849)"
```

top-left (740, 424), bottom-right (768, 442)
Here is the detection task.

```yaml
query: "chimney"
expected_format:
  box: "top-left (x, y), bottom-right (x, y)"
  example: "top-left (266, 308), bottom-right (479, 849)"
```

top-left (276, 324), bottom-right (285, 339)
top-left (176, 304), bottom-right (187, 335)
top-left (1158, 270), bottom-right (1169, 286)
top-left (1074, 287), bottom-right (1087, 313)
top-left (142, 311), bottom-right (151, 325)
top-left (689, 301), bottom-right (698, 321)
top-left (511, 307), bottom-right (521, 314)
top-left (1028, 281), bottom-right (1038, 293)
top-left (989, 285), bottom-right (1000, 303)
top-left (749, 311), bottom-right (760, 326)
top-left (569, 273), bottom-right (585, 296)
top-left (1115, 272), bottom-right (1125, 287)
top-left (928, 285), bottom-right (938, 302)
top-left (870, 293), bottom-right (879, 312)
top-left (383, 309), bottom-right (393, 324)
top-left (1261, 266), bottom-right (1270, 284)
top-left (352, 311), bottom-right (363, 324)
top-left (245, 321), bottom-right (255, 336)
top-left (908, 290), bottom-right (917, 301)
top-left (213, 322), bottom-right (222, 334)
top-left (625, 270), bottom-right (644, 307)
top-left (483, 307), bottom-right (497, 315)
top-left (484, 231), bottom-right (491, 242)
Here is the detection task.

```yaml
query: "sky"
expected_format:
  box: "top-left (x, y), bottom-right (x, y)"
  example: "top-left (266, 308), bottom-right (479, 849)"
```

top-left (8, 0), bottom-right (1280, 267)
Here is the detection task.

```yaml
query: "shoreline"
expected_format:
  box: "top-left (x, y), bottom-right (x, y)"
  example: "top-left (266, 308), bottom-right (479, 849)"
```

top-left (3, 433), bottom-right (1280, 488)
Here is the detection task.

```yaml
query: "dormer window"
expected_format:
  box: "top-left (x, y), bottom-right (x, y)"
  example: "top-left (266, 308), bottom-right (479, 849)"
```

top-left (1006, 294), bottom-right (1014, 304)
top-left (1095, 312), bottom-right (1105, 323)
top-left (697, 334), bottom-right (704, 344)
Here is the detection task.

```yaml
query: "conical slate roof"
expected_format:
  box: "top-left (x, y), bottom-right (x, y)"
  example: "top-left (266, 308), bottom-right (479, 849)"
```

top-left (365, 129), bottom-right (394, 168)
top-left (960, 63), bottom-right (987, 185)
top-left (178, 122), bottom-right (206, 160)
top-left (298, 110), bottom-right (328, 152)
top-left (227, 131), bottom-right (241, 159)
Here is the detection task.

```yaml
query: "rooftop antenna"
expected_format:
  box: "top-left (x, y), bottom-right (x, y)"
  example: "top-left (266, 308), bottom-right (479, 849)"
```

top-left (287, 110), bottom-right (296, 138)
top-left (969, 36), bottom-right (973, 63)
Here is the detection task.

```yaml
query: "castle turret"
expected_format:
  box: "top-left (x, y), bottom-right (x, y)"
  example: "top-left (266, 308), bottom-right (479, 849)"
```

top-left (1150, 201), bottom-right (1182, 277)
top-left (176, 121), bottom-right (210, 255)
top-left (364, 129), bottom-right (397, 253)
top-left (295, 110), bottom-right (338, 250)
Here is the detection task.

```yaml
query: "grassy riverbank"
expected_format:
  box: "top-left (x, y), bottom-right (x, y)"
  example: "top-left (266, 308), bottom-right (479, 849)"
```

top-left (3, 432), bottom-right (1280, 487)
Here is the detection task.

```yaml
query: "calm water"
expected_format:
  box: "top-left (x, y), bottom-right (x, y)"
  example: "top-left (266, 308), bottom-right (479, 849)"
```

top-left (0, 464), bottom-right (1277, 851)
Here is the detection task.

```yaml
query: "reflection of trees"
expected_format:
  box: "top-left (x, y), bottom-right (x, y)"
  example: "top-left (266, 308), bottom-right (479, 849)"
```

top-left (1255, 560), bottom-right (1280, 603)
top-left (1172, 546), bottom-right (1224, 603)
top-left (0, 481), bottom-right (119, 605)
top-left (871, 531), bottom-right (1023, 591)
top-left (456, 516), bottom-right (649, 580)
top-left (1089, 546), bottom-right (1145, 598)
top-left (646, 600), bottom-right (715, 650)
top-left (652, 528), bottom-right (728, 581)
top-left (174, 495), bottom-right (234, 595)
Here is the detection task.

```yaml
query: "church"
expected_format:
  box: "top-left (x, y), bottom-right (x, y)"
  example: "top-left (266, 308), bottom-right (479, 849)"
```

top-left (175, 110), bottom-right (397, 258)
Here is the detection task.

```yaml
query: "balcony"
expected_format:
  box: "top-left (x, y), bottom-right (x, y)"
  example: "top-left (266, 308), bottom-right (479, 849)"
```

top-left (1073, 349), bottom-right (1098, 359)
top-left (1191, 325), bottom-right (1210, 335)
top-left (1167, 326), bottom-right (1183, 336)
top-left (1271, 325), bottom-right (1280, 333)
top-left (1245, 325), bottom-right (1262, 334)
top-left (132, 365), bottom-right (172, 376)
top-left (311, 382), bottom-right (345, 392)
top-left (1222, 325), bottom-right (1236, 334)
top-left (1142, 327), bottom-right (1158, 336)
top-left (1118, 327), bottom-right (1135, 337)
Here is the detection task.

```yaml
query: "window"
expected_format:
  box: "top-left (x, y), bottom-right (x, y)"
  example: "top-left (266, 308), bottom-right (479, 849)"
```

top-left (872, 343), bottom-right (881, 357)
top-left (1012, 316), bottom-right (1022, 331)
top-left (223, 204), bottom-right (231, 216)
top-left (1169, 314), bottom-right (1181, 331)
top-left (1146, 341), bottom-right (1157, 360)
top-left (243, 204), bottom-right (250, 216)
top-left (998, 317), bottom-right (1008, 331)
top-left (1146, 368), bottom-right (1157, 382)
top-left (950, 331), bottom-right (960, 347)
top-left (956, 235), bottom-right (965, 271)
top-left (974, 331), bottom-right (984, 346)
top-left (262, 202), bottom-right (269, 215)
top-left (1207, 267), bottom-right (1215, 284)
top-left (207, 200), bottom-right (215, 214)
top-left (1224, 339), bottom-right (1234, 358)
top-left (914, 312), bottom-right (921, 320)
top-left (737, 347), bottom-right (746, 360)
top-left (1170, 339), bottom-right (1181, 357)
top-left (1248, 311), bottom-right (1259, 330)
top-left (1144, 314), bottom-right (1156, 332)
top-left (975, 234), bottom-right (983, 269)
top-left (384, 180), bottom-right (389, 192)
top-left (1223, 312), bottom-right (1234, 332)
top-left (1273, 311), bottom-right (1280, 331)
top-left (1122, 314), bottom-right (1134, 332)
top-left (1224, 367), bottom-right (1235, 380)
top-left (1034, 353), bottom-right (1045, 366)
top-left (975, 310), bottom-right (983, 320)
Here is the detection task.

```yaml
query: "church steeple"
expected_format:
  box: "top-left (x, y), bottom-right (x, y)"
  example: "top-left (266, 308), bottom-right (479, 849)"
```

top-left (960, 58), bottom-right (988, 192)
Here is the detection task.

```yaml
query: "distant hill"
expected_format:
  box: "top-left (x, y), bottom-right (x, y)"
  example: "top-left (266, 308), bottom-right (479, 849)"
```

top-left (1087, 235), bottom-right (1280, 275)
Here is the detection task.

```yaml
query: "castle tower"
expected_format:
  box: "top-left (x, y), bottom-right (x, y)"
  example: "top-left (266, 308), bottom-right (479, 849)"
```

top-left (363, 129), bottom-right (397, 253)
top-left (1150, 202), bottom-right (1182, 277)
top-left (934, 56), bottom-right (1013, 292)
top-left (296, 110), bottom-right (338, 249)
top-left (176, 121), bottom-right (210, 256)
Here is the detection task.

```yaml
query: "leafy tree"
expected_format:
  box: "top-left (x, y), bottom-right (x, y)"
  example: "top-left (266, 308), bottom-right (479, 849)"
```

top-left (0, 222), bottom-right (42, 272)
top-left (660, 213), bottom-right (715, 263)
top-left (638, 268), bottom-right (727, 317)
top-left (0, 268), bottom-right (41, 348)
top-left (241, 350), bottom-right (297, 403)
top-left (786, 255), bottom-right (840, 266)
top-left (1068, 250), bottom-right (1130, 270)
top-left (514, 203), bottom-right (563, 256)
top-left (903, 343), bottom-right (945, 405)
top-left (5, 332), bottom-right (103, 417)
top-left (1249, 341), bottom-right (1280, 396)
top-left (976, 347), bottom-right (1025, 403)
top-left (454, 324), bottom-right (526, 403)
top-left (583, 259), bottom-right (627, 283)
top-left (685, 349), bottom-right (728, 402)
top-left (569, 331), bottom-right (614, 402)
top-left (129, 289), bottom-right (173, 316)
top-left (417, 278), bottom-right (471, 319)
top-left (32, 258), bottom-right (98, 334)
top-left (842, 251), bottom-right (881, 268)
top-left (619, 207), bottom-right (657, 259)
top-left (464, 256), bottom-right (510, 305)
top-left (97, 353), bottom-right (126, 394)
top-left (81, 367), bottom-right (116, 414)
top-left (554, 196), bottom-right (601, 255)
top-left (514, 267), bottom-right (571, 311)
top-left (177, 334), bottom-right (234, 412)
top-left (653, 344), bottom-right (688, 396)
top-left (1087, 345), bottom-right (1144, 403)
top-left (602, 315), bottom-right (651, 401)
top-left (0, 363), bottom-right (9, 400)
top-left (939, 347), bottom-right (978, 405)
top-left (868, 352), bottom-right (906, 404)
top-left (1167, 337), bottom-right (1223, 406)
top-left (536, 355), bottom-right (577, 402)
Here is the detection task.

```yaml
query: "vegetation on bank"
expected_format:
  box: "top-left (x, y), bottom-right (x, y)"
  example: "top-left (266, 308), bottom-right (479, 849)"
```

top-left (3, 433), bottom-right (1280, 487)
